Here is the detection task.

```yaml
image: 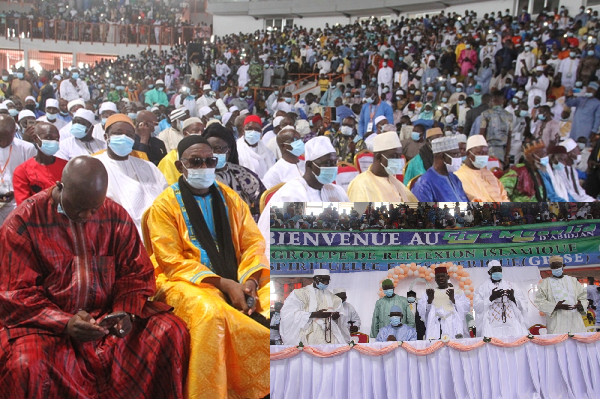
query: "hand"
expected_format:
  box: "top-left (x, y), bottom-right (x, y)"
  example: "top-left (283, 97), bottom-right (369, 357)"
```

top-left (489, 287), bottom-right (503, 302)
top-left (554, 300), bottom-right (572, 311)
top-left (0, 191), bottom-right (14, 203)
top-left (506, 289), bottom-right (516, 303)
top-left (242, 279), bottom-right (259, 315)
top-left (447, 288), bottom-right (455, 304)
top-left (66, 310), bottom-right (108, 342)
top-left (386, 335), bottom-right (397, 341)
top-left (219, 278), bottom-right (250, 314)
top-left (426, 288), bottom-right (434, 304)
top-left (112, 313), bottom-right (133, 338)
top-left (350, 326), bottom-right (359, 333)
top-left (576, 301), bottom-right (584, 313)
top-left (137, 122), bottom-right (152, 144)
top-left (331, 312), bottom-right (340, 320)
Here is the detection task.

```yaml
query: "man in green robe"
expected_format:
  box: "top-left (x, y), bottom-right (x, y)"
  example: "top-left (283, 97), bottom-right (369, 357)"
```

top-left (370, 279), bottom-right (415, 338)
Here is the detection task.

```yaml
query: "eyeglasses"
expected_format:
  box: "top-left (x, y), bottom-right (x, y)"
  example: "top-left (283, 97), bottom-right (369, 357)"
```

top-left (181, 156), bottom-right (218, 169)
top-left (211, 145), bottom-right (229, 153)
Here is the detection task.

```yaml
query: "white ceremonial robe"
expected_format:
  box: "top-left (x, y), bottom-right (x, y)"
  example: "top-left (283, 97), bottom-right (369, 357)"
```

top-left (267, 177), bottom-right (349, 202)
top-left (37, 115), bottom-right (67, 131)
top-left (236, 137), bottom-right (275, 179)
top-left (337, 301), bottom-right (361, 343)
top-left (94, 152), bottom-right (167, 236)
top-left (158, 127), bottom-right (184, 153)
top-left (474, 279), bottom-right (529, 338)
top-left (418, 288), bottom-right (470, 340)
top-left (534, 276), bottom-right (588, 334)
top-left (559, 165), bottom-right (595, 202)
top-left (56, 137), bottom-right (106, 160)
top-left (0, 139), bottom-right (36, 224)
top-left (280, 285), bottom-right (346, 345)
top-left (262, 158), bottom-right (305, 189)
top-left (59, 121), bottom-right (73, 141)
top-left (525, 75), bottom-right (549, 109)
top-left (91, 123), bottom-right (107, 143)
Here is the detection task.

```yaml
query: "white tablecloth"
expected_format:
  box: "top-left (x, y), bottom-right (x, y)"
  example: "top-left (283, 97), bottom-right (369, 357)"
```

top-left (270, 334), bottom-right (600, 398)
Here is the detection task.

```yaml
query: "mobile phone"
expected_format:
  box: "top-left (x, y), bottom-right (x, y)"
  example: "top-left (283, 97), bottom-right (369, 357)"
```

top-left (245, 294), bottom-right (255, 309)
top-left (98, 311), bottom-right (128, 329)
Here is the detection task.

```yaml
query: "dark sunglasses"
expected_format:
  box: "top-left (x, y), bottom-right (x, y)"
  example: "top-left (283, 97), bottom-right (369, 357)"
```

top-left (181, 156), bottom-right (218, 169)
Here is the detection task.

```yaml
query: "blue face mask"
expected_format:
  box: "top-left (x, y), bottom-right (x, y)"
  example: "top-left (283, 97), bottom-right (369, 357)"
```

top-left (552, 267), bottom-right (563, 278)
top-left (108, 134), bottom-right (135, 157)
top-left (8, 108), bottom-right (18, 117)
top-left (46, 112), bottom-right (57, 121)
top-left (244, 130), bottom-right (261, 145)
top-left (153, 124), bottom-right (161, 136)
top-left (185, 166), bottom-right (216, 189)
top-left (553, 162), bottom-right (565, 171)
top-left (407, 296), bottom-right (416, 303)
top-left (287, 139), bottom-right (305, 157)
top-left (365, 97), bottom-right (374, 104)
top-left (411, 131), bottom-right (421, 141)
top-left (316, 282), bottom-right (328, 290)
top-left (519, 110), bottom-right (529, 118)
top-left (538, 114), bottom-right (546, 121)
top-left (71, 73), bottom-right (79, 79)
top-left (456, 88), bottom-right (463, 92)
top-left (38, 138), bottom-right (59, 156)
top-left (361, 85), bottom-right (366, 89)
top-left (538, 156), bottom-right (549, 166)
top-left (491, 272), bottom-right (502, 281)
top-left (314, 165), bottom-right (338, 185)
top-left (419, 111), bottom-right (433, 120)
top-left (472, 154), bottom-right (489, 169)
top-left (127, 112), bottom-right (137, 120)
top-left (382, 156), bottom-right (403, 176)
top-left (16, 72), bottom-right (24, 79)
top-left (284, 98), bottom-right (292, 103)
top-left (157, 87), bottom-right (164, 92)
top-left (383, 289), bottom-right (394, 297)
top-left (148, 84), bottom-right (154, 89)
top-left (215, 153), bottom-right (227, 169)
top-left (101, 118), bottom-right (108, 126)
top-left (390, 316), bottom-right (402, 326)
top-left (71, 123), bottom-right (88, 139)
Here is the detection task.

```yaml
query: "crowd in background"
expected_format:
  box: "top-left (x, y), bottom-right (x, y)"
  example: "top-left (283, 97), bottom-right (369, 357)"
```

top-left (269, 202), bottom-right (600, 230)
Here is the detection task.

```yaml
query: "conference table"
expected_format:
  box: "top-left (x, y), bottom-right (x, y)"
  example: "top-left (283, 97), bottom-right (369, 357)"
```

top-left (270, 333), bottom-right (600, 399)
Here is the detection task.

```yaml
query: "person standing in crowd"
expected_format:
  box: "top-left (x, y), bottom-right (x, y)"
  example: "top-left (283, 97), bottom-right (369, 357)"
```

top-left (334, 288), bottom-right (362, 343)
top-left (370, 279), bottom-right (415, 339)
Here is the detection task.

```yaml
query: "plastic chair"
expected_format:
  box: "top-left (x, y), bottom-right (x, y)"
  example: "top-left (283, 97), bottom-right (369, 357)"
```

top-left (259, 182), bottom-right (285, 213)
top-left (335, 162), bottom-right (359, 192)
top-left (354, 150), bottom-right (374, 173)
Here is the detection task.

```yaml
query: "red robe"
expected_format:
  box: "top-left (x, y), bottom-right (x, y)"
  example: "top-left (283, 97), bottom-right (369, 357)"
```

top-left (0, 188), bottom-right (190, 398)
top-left (12, 156), bottom-right (68, 205)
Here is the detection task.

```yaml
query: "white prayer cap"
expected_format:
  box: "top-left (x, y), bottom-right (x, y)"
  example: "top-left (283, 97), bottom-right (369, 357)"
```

top-left (99, 101), bottom-right (117, 114)
top-left (155, 79), bottom-right (165, 85)
top-left (202, 84), bottom-right (211, 91)
top-left (121, 97), bottom-right (130, 103)
top-left (229, 106), bottom-right (239, 113)
top-left (0, 103), bottom-right (7, 111)
top-left (222, 112), bottom-right (233, 126)
top-left (305, 136), bottom-right (336, 161)
top-left (313, 268), bottom-right (330, 277)
top-left (535, 65), bottom-right (544, 71)
top-left (273, 116), bottom-right (284, 128)
top-left (25, 96), bottom-right (36, 103)
top-left (45, 98), bottom-right (59, 109)
top-left (52, 74), bottom-right (62, 81)
top-left (333, 288), bottom-right (346, 294)
top-left (18, 109), bottom-right (35, 120)
top-left (514, 91), bottom-right (524, 99)
top-left (74, 108), bottom-right (96, 125)
top-left (523, 41), bottom-right (530, 47)
top-left (239, 109), bottom-right (250, 116)
top-left (487, 260), bottom-right (501, 269)
top-left (198, 106), bottom-right (213, 118)
top-left (450, 77), bottom-right (457, 84)
top-left (559, 138), bottom-right (577, 153)
top-left (373, 131), bottom-right (401, 152)
top-left (3, 100), bottom-right (14, 106)
top-left (67, 99), bottom-right (85, 111)
top-left (374, 115), bottom-right (388, 125)
top-left (295, 119), bottom-right (310, 137)
top-left (431, 136), bottom-right (459, 154)
top-left (206, 119), bottom-right (222, 128)
top-left (182, 117), bottom-right (203, 131)
top-left (455, 133), bottom-right (467, 144)
top-left (466, 134), bottom-right (488, 151)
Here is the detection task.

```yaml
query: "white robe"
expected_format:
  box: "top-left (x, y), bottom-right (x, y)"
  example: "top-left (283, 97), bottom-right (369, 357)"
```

top-left (280, 285), bottom-right (346, 345)
top-left (0, 139), bottom-right (36, 224)
top-left (534, 276), bottom-right (588, 334)
top-left (473, 279), bottom-right (528, 338)
top-left (418, 288), bottom-right (470, 340)
top-left (337, 301), bottom-right (361, 343)
top-left (37, 115), bottom-right (67, 131)
top-left (559, 164), bottom-right (595, 202)
top-left (525, 75), bottom-right (549, 109)
top-left (91, 123), bottom-right (107, 143)
top-left (94, 152), bottom-right (167, 236)
top-left (237, 64), bottom-right (250, 88)
top-left (236, 137), bottom-right (275, 179)
top-left (377, 67), bottom-right (393, 96)
top-left (262, 158), bottom-right (305, 189)
top-left (267, 177), bottom-right (349, 202)
top-left (56, 137), bottom-right (106, 160)
top-left (158, 127), bottom-right (184, 154)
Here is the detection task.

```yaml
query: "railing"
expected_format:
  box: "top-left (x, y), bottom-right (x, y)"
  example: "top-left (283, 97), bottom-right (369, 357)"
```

top-left (0, 0), bottom-right (206, 13)
top-left (0, 17), bottom-right (211, 47)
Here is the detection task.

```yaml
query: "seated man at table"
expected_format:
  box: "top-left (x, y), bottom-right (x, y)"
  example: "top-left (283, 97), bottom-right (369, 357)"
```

top-left (0, 156), bottom-right (189, 398)
top-left (280, 269), bottom-right (346, 345)
top-left (371, 279), bottom-right (415, 338)
top-left (376, 305), bottom-right (417, 342)
top-left (143, 135), bottom-right (270, 399)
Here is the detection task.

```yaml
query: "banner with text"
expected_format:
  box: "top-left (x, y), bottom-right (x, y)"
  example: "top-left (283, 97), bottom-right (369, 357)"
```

top-left (270, 220), bottom-right (600, 275)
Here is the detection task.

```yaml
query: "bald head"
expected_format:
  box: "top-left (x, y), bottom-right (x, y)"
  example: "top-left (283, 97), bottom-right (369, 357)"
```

top-left (0, 114), bottom-right (16, 148)
top-left (136, 110), bottom-right (158, 125)
top-left (59, 156), bottom-right (108, 223)
top-left (33, 121), bottom-right (59, 142)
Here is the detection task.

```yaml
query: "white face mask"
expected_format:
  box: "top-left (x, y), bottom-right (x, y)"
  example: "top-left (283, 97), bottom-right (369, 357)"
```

top-left (444, 153), bottom-right (463, 173)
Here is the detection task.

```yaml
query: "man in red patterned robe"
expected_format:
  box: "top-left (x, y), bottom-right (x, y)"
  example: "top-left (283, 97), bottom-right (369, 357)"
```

top-left (0, 156), bottom-right (190, 398)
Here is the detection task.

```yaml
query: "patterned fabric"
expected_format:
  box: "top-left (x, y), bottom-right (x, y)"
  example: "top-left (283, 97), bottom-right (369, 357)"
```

top-left (480, 106), bottom-right (513, 160)
top-left (330, 132), bottom-right (366, 164)
top-left (0, 189), bottom-right (189, 398)
top-left (216, 162), bottom-right (265, 218)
